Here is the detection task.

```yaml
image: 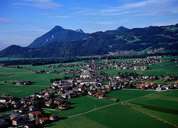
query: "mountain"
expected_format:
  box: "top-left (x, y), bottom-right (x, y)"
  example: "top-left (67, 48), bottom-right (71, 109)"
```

top-left (1, 24), bottom-right (178, 58)
top-left (0, 45), bottom-right (31, 57)
top-left (28, 26), bottom-right (88, 48)
top-left (0, 42), bottom-right (12, 51)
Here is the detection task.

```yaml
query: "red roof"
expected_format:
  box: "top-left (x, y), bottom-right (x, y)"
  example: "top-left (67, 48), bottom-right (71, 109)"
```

top-left (29, 111), bottom-right (41, 116)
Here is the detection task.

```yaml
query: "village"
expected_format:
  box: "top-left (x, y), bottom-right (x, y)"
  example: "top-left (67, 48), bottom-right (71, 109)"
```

top-left (0, 56), bottom-right (178, 127)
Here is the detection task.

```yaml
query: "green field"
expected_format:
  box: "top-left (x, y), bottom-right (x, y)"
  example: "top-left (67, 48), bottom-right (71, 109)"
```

top-left (0, 58), bottom-right (178, 128)
top-left (0, 64), bottom-right (80, 97)
top-left (0, 66), bottom-right (57, 97)
top-left (100, 61), bottom-right (178, 77)
top-left (0, 59), bottom-right (178, 97)
top-left (46, 90), bottom-right (178, 128)
top-left (141, 61), bottom-right (178, 76)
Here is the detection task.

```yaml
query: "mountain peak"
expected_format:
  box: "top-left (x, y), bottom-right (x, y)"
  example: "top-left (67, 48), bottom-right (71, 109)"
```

top-left (75, 29), bottom-right (84, 33)
top-left (52, 25), bottom-right (64, 31)
top-left (28, 25), bottom-right (88, 48)
top-left (117, 26), bottom-right (129, 31)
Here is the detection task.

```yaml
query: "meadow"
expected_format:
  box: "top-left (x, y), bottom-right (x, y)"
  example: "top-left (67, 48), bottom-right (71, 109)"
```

top-left (100, 61), bottom-right (178, 78)
top-left (0, 64), bottom-right (80, 97)
top-left (47, 90), bottom-right (178, 128)
top-left (0, 57), bottom-right (178, 128)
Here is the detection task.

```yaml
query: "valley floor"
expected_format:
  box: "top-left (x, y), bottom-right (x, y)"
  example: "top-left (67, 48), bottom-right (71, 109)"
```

top-left (46, 90), bottom-right (178, 128)
top-left (0, 57), bottom-right (178, 128)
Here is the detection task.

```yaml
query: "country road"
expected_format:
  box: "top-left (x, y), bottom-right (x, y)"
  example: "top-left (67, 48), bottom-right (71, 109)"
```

top-left (67, 93), bottom-right (178, 128)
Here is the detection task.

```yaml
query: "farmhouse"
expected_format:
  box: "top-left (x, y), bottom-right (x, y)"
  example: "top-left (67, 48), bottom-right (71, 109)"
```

top-left (133, 65), bottom-right (148, 71)
top-left (34, 70), bottom-right (46, 74)
top-left (80, 69), bottom-right (91, 79)
top-left (137, 82), bottom-right (157, 89)
top-left (156, 85), bottom-right (169, 92)
top-left (8, 108), bottom-right (59, 127)
top-left (94, 90), bottom-right (105, 99)
top-left (173, 81), bottom-right (178, 88)
top-left (0, 98), bottom-right (6, 104)
top-left (13, 80), bottom-right (33, 86)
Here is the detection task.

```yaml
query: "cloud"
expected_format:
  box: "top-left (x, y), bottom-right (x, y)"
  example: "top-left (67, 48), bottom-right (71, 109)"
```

top-left (95, 21), bottom-right (115, 26)
top-left (53, 15), bottom-right (70, 19)
top-left (13, 0), bottom-right (61, 9)
top-left (100, 0), bottom-right (176, 16)
top-left (100, 0), bottom-right (155, 13)
top-left (73, 0), bottom-right (178, 17)
top-left (0, 17), bottom-right (11, 24)
top-left (149, 21), bottom-right (178, 26)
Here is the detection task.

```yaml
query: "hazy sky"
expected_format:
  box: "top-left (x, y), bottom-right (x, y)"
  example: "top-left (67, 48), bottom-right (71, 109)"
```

top-left (0, 0), bottom-right (178, 46)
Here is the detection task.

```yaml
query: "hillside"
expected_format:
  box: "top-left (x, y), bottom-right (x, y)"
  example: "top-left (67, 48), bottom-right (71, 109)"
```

top-left (0, 24), bottom-right (178, 58)
top-left (29, 26), bottom-right (88, 48)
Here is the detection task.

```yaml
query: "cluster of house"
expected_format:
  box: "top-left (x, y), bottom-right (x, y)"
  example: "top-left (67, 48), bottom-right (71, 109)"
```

top-left (0, 96), bottom-right (18, 112)
top-left (0, 109), bottom-right (58, 127)
top-left (109, 75), bottom-right (178, 91)
top-left (155, 81), bottom-right (178, 91)
top-left (102, 56), bottom-right (163, 71)
top-left (49, 58), bottom-right (178, 100)
top-left (1, 56), bottom-right (178, 127)
top-left (0, 94), bottom-right (60, 127)
top-left (0, 68), bottom-right (108, 127)
top-left (52, 78), bottom-right (106, 100)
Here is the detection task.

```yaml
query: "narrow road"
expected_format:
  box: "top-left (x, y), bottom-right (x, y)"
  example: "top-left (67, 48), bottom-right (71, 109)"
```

top-left (68, 102), bottom-right (119, 118)
top-left (68, 93), bottom-right (178, 128)
top-left (68, 93), bottom-right (154, 118)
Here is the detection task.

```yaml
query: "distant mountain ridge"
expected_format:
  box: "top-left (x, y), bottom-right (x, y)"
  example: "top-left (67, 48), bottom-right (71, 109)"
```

top-left (0, 42), bottom-right (12, 51)
top-left (1, 23), bottom-right (178, 58)
top-left (29, 26), bottom-right (88, 48)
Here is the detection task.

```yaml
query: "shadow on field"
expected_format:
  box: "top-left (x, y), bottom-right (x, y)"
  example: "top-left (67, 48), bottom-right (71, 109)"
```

top-left (133, 103), bottom-right (178, 115)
